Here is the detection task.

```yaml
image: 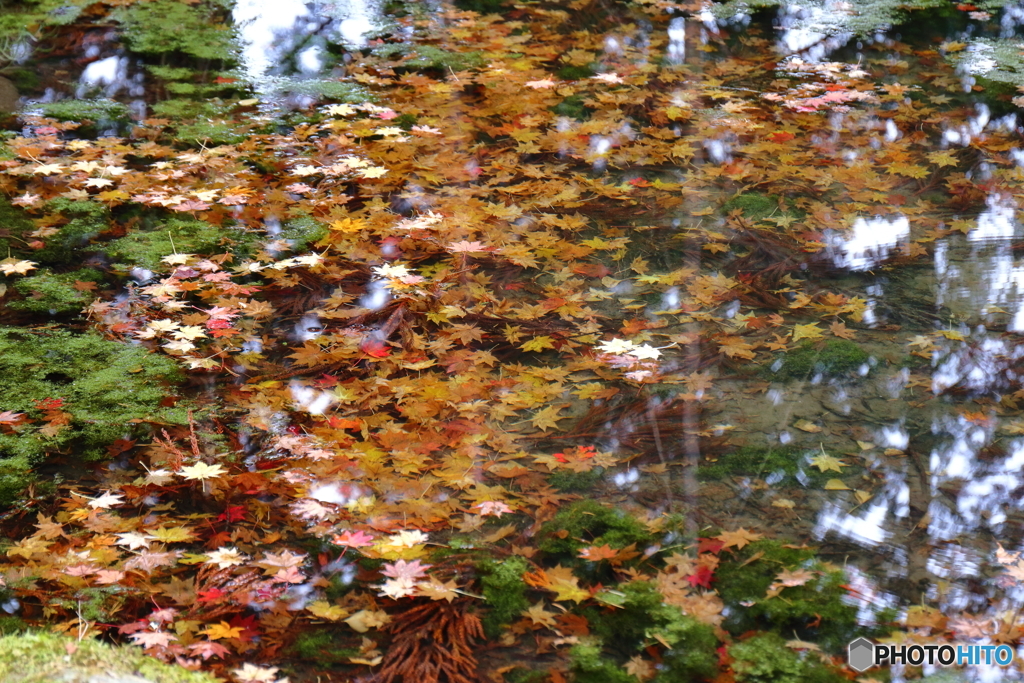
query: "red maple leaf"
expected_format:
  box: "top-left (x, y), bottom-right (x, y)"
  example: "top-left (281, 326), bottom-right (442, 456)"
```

top-left (685, 565), bottom-right (714, 589)
top-left (697, 537), bottom-right (725, 554)
top-left (360, 339), bottom-right (391, 357)
top-left (197, 588), bottom-right (227, 603)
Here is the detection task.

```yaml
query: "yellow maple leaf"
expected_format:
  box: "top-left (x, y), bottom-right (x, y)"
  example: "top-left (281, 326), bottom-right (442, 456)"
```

top-left (307, 600), bottom-right (349, 621)
top-left (201, 621), bottom-right (245, 640)
top-left (809, 453), bottom-right (846, 473)
top-left (520, 336), bottom-right (556, 352)
top-left (791, 323), bottom-right (824, 342)
top-left (531, 405), bottom-right (567, 432)
top-left (716, 528), bottom-right (762, 550)
top-left (145, 526), bottom-right (197, 544)
top-left (329, 217), bottom-right (366, 233)
top-left (178, 462), bottom-right (227, 480)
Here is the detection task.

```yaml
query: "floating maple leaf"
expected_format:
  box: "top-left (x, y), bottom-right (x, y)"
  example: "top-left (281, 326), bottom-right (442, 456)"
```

top-left (473, 501), bottom-right (513, 517)
top-left (129, 630), bottom-right (177, 648)
top-left (88, 490), bottom-right (124, 509)
top-left (446, 240), bottom-right (493, 253)
top-left (0, 259), bottom-right (38, 276)
top-left (178, 462), bottom-right (227, 480)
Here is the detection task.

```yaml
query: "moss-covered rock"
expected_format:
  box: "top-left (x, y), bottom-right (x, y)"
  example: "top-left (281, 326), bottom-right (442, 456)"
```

top-left (479, 555), bottom-right (530, 638)
top-left (568, 640), bottom-right (634, 683)
top-left (716, 540), bottom-right (863, 652)
top-left (697, 445), bottom-right (841, 485)
top-left (551, 94), bottom-right (592, 121)
top-left (537, 500), bottom-right (652, 565)
top-left (106, 216), bottom-right (254, 269)
top-left (730, 633), bottom-right (848, 683)
top-left (288, 628), bottom-right (357, 665)
top-left (765, 339), bottom-right (870, 380)
top-left (0, 327), bottom-right (185, 470)
top-left (115, 0), bottom-right (237, 61)
top-left (279, 215), bottom-right (329, 252)
top-left (372, 44), bottom-right (485, 72)
top-left (32, 199), bottom-right (109, 265)
top-left (0, 630), bottom-right (218, 683)
top-left (10, 268), bottom-right (104, 315)
top-left (547, 468), bottom-right (603, 493)
top-left (722, 193), bottom-right (779, 222)
top-left (33, 99), bottom-right (130, 125)
top-left (581, 581), bottom-right (720, 681)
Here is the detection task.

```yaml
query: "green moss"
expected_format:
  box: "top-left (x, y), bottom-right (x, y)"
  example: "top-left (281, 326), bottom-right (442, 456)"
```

top-left (698, 445), bottom-right (823, 483)
top-left (115, 0), bottom-right (237, 61)
top-left (716, 541), bottom-right (863, 653)
top-left (537, 500), bottom-right (652, 567)
top-left (453, 0), bottom-right (508, 12)
top-left (0, 327), bottom-right (185, 467)
top-left (654, 610), bottom-right (721, 682)
top-left (551, 94), bottom-right (592, 121)
top-left (0, 630), bottom-right (218, 683)
top-left (4, 68), bottom-right (39, 93)
top-left (373, 44), bottom-right (485, 72)
top-left (0, 616), bottom-right (26, 635)
top-left (548, 468), bottom-right (603, 493)
top-left (730, 633), bottom-right (847, 683)
top-left (106, 216), bottom-right (254, 269)
top-left (260, 76), bottom-right (371, 103)
top-left (479, 555), bottom-right (530, 638)
top-left (765, 339), bottom-right (870, 380)
top-left (556, 64), bottom-right (596, 80)
top-left (150, 98), bottom-right (216, 120)
top-left (722, 193), bottom-right (779, 222)
top-left (289, 628), bottom-right (357, 664)
top-left (10, 268), bottom-right (103, 315)
top-left (280, 215), bottom-right (329, 252)
top-left (568, 641), bottom-right (634, 683)
top-left (583, 581), bottom-right (719, 681)
top-left (33, 99), bottom-right (130, 124)
top-left (32, 199), bottom-right (108, 265)
top-left (323, 573), bottom-right (352, 601)
top-left (175, 119), bottom-right (247, 145)
top-left (0, 454), bottom-right (31, 507)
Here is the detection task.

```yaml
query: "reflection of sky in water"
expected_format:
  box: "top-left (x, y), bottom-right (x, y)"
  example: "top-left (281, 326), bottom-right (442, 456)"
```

top-left (233, 0), bottom-right (377, 84)
top-left (773, 2), bottom-right (852, 61)
top-left (827, 215), bottom-right (909, 270)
